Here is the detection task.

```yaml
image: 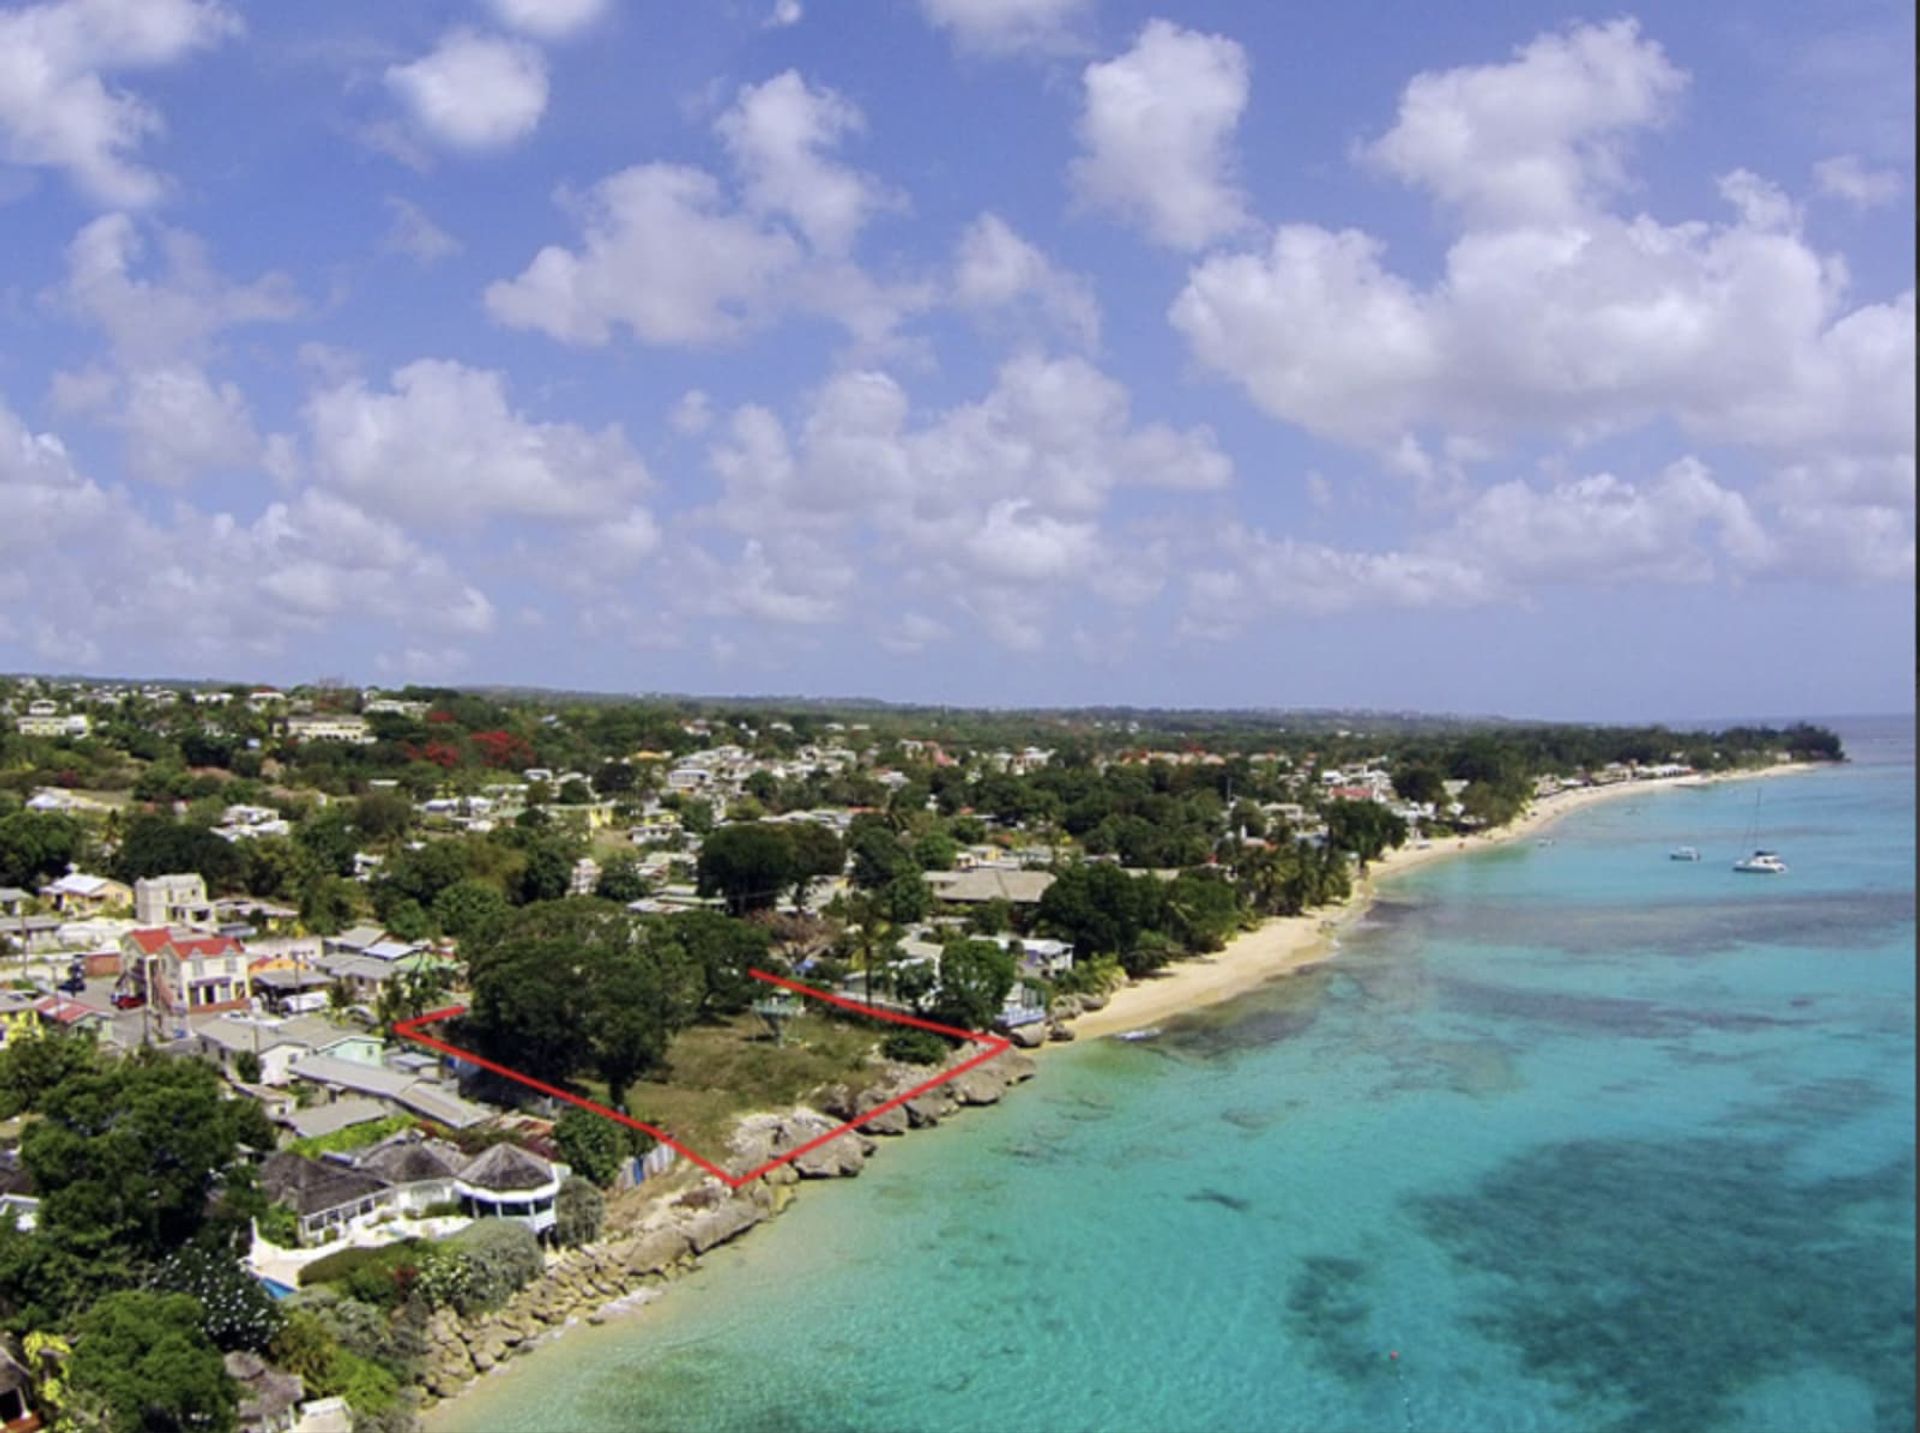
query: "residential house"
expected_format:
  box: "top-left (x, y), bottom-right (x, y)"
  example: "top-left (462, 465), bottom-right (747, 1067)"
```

top-left (37, 870), bottom-right (131, 916)
top-left (29, 996), bottom-right (108, 1038)
top-left (212, 896), bottom-right (300, 934)
top-left (569, 858), bottom-right (601, 897)
top-left (192, 1014), bottom-right (337, 1086)
top-left (276, 1098), bottom-right (389, 1143)
top-left (453, 1144), bottom-right (564, 1238)
top-left (993, 935), bottom-right (1073, 978)
top-left (926, 869), bottom-right (1056, 906)
top-left (14, 712), bottom-right (88, 738)
top-left (0, 889), bottom-right (26, 920)
top-left (287, 1052), bottom-right (491, 1129)
top-left (356, 1132), bottom-right (464, 1214)
top-left (282, 714), bottom-right (373, 745)
top-left (134, 873), bottom-right (212, 928)
top-left (0, 992), bottom-right (42, 1047)
top-left (258, 1152), bottom-right (395, 1245)
top-left (224, 1351), bottom-right (304, 1433)
top-left (121, 928), bottom-right (251, 1014)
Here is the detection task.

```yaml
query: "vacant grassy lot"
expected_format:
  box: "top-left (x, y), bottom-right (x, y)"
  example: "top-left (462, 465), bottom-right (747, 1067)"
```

top-left (624, 1010), bottom-right (884, 1158)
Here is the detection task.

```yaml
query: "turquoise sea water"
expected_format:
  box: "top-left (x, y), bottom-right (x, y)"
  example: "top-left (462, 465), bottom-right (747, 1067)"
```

top-left (443, 721), bottom-right (1915, 1433)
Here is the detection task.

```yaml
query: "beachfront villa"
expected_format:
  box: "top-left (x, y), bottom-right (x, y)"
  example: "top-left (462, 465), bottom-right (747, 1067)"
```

top-left (259, 1152), bottom-right (396, 1246)
top-left (454, 1144), bottom-right (564, 1238)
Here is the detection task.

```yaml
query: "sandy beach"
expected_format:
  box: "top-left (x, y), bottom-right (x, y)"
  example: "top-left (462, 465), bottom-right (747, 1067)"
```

top-left (1063, 763), bottom-right (1807, 1041)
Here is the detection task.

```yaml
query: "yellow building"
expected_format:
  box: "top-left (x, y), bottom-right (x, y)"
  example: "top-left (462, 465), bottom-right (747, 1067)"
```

top-left (0, 990), bottom-right (42, 1046)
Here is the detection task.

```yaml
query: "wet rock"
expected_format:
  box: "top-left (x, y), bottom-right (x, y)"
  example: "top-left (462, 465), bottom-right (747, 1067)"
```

top-left (905, 1089), bottom-right (957, 1127)
top-left (793, 1131), bottom-right (872, 1178)
top-left (683, 1197), bottom-right (766, 1253)
top-left (854, 1093), bottom-right (910, 1135)
top-left (816, 1083), bottom-right (860, 1120)
top-left (949, 1064), bottom-right (1007, 1105)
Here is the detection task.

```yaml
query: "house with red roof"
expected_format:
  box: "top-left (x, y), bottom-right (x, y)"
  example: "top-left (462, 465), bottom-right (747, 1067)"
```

top-left (120, 928), bottom-right (252, 1014)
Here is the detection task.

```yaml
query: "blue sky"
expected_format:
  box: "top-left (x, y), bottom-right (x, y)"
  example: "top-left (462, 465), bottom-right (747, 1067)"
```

top-left (1, 0), bottom-right (1912, 720)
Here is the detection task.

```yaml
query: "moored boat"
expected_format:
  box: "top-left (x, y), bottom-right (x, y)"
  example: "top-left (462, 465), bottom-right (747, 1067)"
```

top-left (1734, 849), bottom-right (1788, 874)
top-left (1670, 846), bottom-right (1701, 861)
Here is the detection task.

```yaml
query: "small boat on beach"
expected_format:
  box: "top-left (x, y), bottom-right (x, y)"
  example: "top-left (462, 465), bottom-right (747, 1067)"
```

top-left (1670, 846), bottom-right (1701, 861)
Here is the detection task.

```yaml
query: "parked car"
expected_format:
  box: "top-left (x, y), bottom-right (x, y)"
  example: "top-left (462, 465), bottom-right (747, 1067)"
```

top-left (111, 991), bottom-right (146, 1010)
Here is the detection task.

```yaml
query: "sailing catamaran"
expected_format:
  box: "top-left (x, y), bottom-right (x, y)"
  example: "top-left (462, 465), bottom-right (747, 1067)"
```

top-left (1732, 787), bottom-right (1787, 874)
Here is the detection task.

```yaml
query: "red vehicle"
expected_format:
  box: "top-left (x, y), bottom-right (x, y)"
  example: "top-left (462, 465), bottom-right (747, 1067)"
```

top-left (111, 991), bottom-right (146, 1011)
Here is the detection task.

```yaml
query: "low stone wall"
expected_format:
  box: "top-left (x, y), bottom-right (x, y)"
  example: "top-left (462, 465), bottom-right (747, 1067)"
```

top-left (417, 1046), bottom-right (1037, 1408)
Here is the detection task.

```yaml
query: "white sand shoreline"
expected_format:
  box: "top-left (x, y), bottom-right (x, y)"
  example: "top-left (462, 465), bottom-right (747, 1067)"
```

top-left (421, 757), bottom-right (1818, 1429)
top-left (1061, 761), bottom-right (1813, 1042)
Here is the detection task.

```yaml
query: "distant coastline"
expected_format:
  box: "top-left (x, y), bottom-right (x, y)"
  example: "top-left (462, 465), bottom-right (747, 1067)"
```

top-left (1063, 759), bottom-right (1814, 1041)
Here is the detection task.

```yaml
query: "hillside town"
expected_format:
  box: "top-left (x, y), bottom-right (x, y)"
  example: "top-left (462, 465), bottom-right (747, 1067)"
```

top-left (0, 675), bottom-right (1837, 1430)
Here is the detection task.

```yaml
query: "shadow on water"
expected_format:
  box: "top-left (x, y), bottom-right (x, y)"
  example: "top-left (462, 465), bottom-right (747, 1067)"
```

top-left (1282, 1255), bottom-right (1382, 1383)
top-left (1184, 1187), bottom-right (1254, 1214)
top-left (1407, 1135), bottom-right (1917, 1433)
top-left (1435, 976), bottom-right (1810, 1039)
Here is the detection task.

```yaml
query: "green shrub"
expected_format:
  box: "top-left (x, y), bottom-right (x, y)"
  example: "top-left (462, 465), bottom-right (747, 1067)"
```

top-left (297, 1240), bottom-right (429, 1309)
top-left (880, 1028), bottom-right (950, 1066)
top-left (554, 1106), bottom-right (624, 1188)
top-left (287, 1113), bottom-right (416, 1159)
top-left (553, 1177), bottom-right (603, 1249)
top-left (256, 1203), bottom-right (301, 1248)
top-left (411, 1219), bottom-right (545, 1316)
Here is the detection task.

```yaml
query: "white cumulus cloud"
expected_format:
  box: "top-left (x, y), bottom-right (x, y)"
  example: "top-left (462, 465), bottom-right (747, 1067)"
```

top-left (918, 0), bottom-right (1090, 56)
top-left (952, 212), bottom-right (1100, 348)
top-left (1071, 20), bottom-right (1253, 250)
top-left (387, 29), bottom-right (549, 152)
top-left (485, 0), bottom-right (607, 40)
top-left (1813, 154), bottom-right (1903, 209)
top-left (715, 71), bottom-right (896, 255)
top-left (301, 358), bottom-right (653, 525)
top-left (0, 0), bottom-right (239, 206)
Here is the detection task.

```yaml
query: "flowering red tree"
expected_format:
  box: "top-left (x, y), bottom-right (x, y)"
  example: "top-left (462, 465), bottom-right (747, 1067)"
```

top-left (404, 740), bottom-right (463, 769)
top-left (471, 730), bottom-right (534, 770)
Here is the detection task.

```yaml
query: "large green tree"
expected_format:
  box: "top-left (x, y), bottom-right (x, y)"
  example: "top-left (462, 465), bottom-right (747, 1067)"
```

top-left (1035, 863), bottom-right (1163, 962)
top-left (68, 1290), bottom-right (238, 1433)
top-left (695, 823), bottom-right (795, 916)
top-left (930, 939), bottom-right (1017, 1034)
top-left (0, 810), bottom-right (86, 888)
top-left (465, 901), bottom-right (700, 1103)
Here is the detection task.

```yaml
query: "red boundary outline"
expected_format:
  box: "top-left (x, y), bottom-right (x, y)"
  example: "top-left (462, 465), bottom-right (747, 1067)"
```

top-left (393, 969), bottom-right (1013, 1189)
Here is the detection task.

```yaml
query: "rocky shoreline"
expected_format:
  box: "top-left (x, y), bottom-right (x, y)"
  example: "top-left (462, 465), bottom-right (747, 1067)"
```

top-left (417, 1045), bottom-right (1038, 1411)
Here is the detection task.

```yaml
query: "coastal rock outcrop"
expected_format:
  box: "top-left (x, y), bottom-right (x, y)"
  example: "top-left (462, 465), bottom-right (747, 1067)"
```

top-left (793, 1130), bottom-right (874, 1178)
top-left (853, 1090), bottom-right (911, 1135)
top-left (683, 1197), bottom-right (767, 1253)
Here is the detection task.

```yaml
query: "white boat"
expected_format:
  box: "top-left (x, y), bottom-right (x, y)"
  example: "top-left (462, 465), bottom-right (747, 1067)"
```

top-left (1670, 846), bottom-right (1701, 862)
top-left (1116, 1027), bottom-right (1162, 1042)
top-left (1732, 788), bottom-right (1785, 873)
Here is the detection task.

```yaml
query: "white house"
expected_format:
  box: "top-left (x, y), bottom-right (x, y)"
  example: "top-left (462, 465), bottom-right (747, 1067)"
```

top-left (134, 872), bottom-right (212, 928)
